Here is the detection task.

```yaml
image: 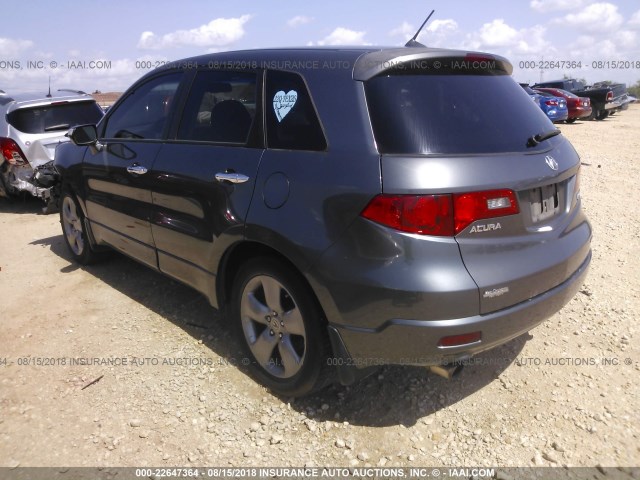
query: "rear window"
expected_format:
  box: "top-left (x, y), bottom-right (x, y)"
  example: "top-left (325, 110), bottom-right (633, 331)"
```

top-left (556, 89), bottom-right (578, 99)
top-left (265, 70), bottom-right (327, 151)
top-left (8, 101), bottom-right (103, 134)
top-left (365, 69), bottom-right (556, 155)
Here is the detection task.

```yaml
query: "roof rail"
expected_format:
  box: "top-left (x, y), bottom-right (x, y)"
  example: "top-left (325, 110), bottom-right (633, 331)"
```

top-left (57, 89), bottom-right (88, 95)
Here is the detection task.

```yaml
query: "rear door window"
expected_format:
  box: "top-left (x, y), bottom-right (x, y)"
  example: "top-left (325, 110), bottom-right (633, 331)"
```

top-left (365, 67), bottom-right (556, 154)
top-left (265, 70), bottom-right (326, 151)
top-left (177, 70), bottom-right (257, 144)
top-left (8, 101), bottom-right (103, 134)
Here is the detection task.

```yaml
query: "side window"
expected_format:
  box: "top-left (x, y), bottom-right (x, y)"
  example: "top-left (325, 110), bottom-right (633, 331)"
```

top-left (265, 70), bottom-right (327, 151)
top-left (103, 72), bottom-right (183, 140)
top-left (177, 70), bottom-right (257, 144)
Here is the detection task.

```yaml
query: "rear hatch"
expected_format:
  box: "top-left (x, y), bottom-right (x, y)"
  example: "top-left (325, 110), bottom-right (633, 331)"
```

top-left (7, 99), bottom-right (103, 168)
top-left (359, 49), bottom-right (591, 314)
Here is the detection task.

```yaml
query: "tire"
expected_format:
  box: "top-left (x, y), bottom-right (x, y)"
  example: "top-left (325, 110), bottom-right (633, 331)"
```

top-left (595, 110), bottom-right (609, 121)
top-left (231, 257), bottom-right (333, 397)
top-left (60, 191), bottom-right (103, 265)
top-left (566, 118), bottom-right (577, 124)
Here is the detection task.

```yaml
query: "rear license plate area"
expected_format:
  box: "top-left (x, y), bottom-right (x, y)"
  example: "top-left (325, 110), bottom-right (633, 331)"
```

top-left (529, 183), bottom-right (560, 223)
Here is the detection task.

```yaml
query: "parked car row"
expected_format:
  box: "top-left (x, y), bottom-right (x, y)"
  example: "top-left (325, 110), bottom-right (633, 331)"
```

top-left (533, 78), bottom-right (633, 120)
top-left (519, 79), bottom-right (636, 124)
top-left (534, 87), bottom-right (593, 123)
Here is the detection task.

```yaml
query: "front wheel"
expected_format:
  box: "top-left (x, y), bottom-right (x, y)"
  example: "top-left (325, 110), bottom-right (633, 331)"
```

top-left (60, 191), bottom-right (102, 265)
top-left (231, 258), bottom-right (333, 397)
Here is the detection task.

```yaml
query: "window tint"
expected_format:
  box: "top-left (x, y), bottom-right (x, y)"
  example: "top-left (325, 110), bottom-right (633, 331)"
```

top-left (8, 101), bottom-right (103, 134)
top-left (103, 72), bottom-right (182, 140)
top-left (365, 71), bottom-right (555, 155)
top-left (265, 70), bottom-right (326, 151)
top-left (177, 71), bottom-right (257, 144)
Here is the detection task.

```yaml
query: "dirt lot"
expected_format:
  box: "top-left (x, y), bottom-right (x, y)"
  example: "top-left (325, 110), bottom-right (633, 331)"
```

top-left (1, 105), bottom-right (639, 470)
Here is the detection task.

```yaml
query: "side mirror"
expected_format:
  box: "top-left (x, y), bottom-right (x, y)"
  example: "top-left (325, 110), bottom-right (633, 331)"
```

top-left (66, 124), bottom-right (98, 146)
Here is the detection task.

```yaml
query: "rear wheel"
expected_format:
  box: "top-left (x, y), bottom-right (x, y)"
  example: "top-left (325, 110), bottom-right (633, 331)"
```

top-left (60, 191), bottom-right (102, 264)
top-left (231, 257), bottom-right (333, 397)
top-left (566, 118), bottom-right (577, 124)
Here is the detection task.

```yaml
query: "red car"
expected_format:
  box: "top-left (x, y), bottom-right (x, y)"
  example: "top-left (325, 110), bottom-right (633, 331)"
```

top-left (534, 87), bottom-right (592, 123)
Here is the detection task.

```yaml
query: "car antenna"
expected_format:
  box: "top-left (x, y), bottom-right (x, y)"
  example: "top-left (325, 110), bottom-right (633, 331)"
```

top-left (405, 9), bottom-right (435, 48)
top-left (46, 76), bottom-right (52, 98)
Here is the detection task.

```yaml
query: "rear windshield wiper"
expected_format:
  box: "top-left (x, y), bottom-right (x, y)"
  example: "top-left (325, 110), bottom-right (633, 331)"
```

top-left (527, 129), bottom-right (561, 148)
top-left (44, 123), bottom-right (71, 132)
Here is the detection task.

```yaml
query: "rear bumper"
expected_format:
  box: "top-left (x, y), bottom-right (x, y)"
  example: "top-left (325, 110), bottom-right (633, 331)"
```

top-left (330, 250), bottom-right (590, 369)
top-left (604, 99), bottom-right (623, 111)
top-left (548, 111), bottom-right (569, 122)
top-left (571, 106), bottom-right (592, 119)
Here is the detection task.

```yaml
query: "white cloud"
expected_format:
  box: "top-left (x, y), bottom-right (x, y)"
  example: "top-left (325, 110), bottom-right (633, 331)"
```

top-left (629, 10), bottom-right (640, 27)
top-left (389, 19), bottom-right (458, 47)
top-left (465, 19), bottom-right (553, 56)
top-left (417, 19), bottom-right (460, 47)
top-left (287, 15), bottom-right (313, 28)
top-left (426, 19), bottom-right (459, 34)
top-left (613, 30), bottom-right (637, 48)
top-left (530, 0), bottom-right (594, 12)
top-left (137, 15), bottom-right (251, 50)
top-left (0, 38), bottom-right (34, 57)
top-left (560, 3), bottom-right (623, 32)
top-left (389, 21), bottom-right (414, 38)
top-left (316, 27), bottom-right (368, 46)
top-left (475, 19), bottom-right (520, 48)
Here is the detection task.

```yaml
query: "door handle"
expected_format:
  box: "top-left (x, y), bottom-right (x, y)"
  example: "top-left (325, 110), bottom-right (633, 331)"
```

top-left (127, 164), bottom-right (148, 175)
top-left (215, 172), bottom-right (250, 184)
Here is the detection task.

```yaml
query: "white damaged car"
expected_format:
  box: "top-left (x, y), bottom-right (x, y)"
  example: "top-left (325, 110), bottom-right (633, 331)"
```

top-left (0, 90), bottom-right (103, 210)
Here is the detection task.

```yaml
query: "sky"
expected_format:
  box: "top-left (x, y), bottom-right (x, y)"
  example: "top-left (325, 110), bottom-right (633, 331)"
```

top-left (1, 0), bottom-right (639, 94)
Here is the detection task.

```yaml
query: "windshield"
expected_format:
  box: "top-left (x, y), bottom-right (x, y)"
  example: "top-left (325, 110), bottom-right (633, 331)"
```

top-left (8, 101), bottom-right (103, 134)
top-left (365, 72), bottom-right (556, 155)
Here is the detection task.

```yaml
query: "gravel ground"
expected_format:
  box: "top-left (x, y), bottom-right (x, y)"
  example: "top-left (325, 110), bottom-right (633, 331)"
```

top-left (0, 105), bottom-right (638, 470)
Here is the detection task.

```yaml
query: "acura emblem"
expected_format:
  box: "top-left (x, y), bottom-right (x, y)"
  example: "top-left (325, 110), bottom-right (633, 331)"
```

top-left (545, 155), bottom-right (559, 171)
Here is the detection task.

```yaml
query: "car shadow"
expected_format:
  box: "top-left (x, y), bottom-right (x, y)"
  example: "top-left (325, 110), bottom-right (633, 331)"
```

top-left (31, 233), bottom-right (242, 359)
top-left (0, 195), bottom-right (47, 215)
top-left (290, 336), bottom-right (526, 427)
top-left (32, 233), bottom-right (527, 427)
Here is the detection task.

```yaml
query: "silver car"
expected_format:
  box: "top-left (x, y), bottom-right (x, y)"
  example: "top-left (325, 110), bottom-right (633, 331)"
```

top-left (0, 90), bottom-right (103, 208)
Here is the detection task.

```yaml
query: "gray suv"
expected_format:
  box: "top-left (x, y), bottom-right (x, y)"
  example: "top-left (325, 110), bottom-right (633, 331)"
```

top-left (55, 47), bottom-right (591, 396)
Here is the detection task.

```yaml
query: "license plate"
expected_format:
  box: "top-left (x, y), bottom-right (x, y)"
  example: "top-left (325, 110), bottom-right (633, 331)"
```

top-left (529, 183), bottom-right (560, 223)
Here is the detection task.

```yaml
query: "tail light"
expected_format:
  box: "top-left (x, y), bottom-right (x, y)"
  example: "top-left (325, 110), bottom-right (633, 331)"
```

top-left (606, 91), bottom-right (613, 101)
top-left (545, 99), bottom-right (558, 106)
top-left (0, 138), bottom-right (29, 166)
top-left (361, 194), bottom-right (454, 236)
top-left (361, 189), bottom-right (519, 236)
top-left (438, 331), bottom-right (482, 347)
